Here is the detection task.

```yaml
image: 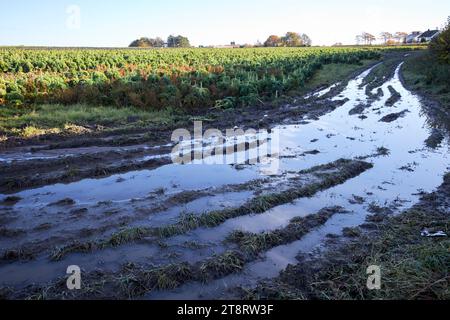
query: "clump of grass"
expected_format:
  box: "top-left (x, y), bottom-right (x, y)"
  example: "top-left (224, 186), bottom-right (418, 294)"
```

top-left (2, 248), bottom-right (35, 261)
top-left (50, 226), bottom-right (154, 261)
top-left (376, 147), bottom-right (390, 156)
top-left (342, 227), bottom-right (362, 238)
top-left (119, 263), bottom-right (193, 298)
top-left (228, 231), bottom-right (283, 256)
top-left (0, 227), bottom-right (25, 238)
top-left (199, 251), bottom-right (246, 281)
top-left (0, 196), bottom-right (22, 205)
top-left (228, 207), bottom-right (345, 255)
top-left (164, 190), bottom-right (210, 205)
top-left (18, 126), bottom-right (62, 138)
top-left (155, 213), bottom-right (200, 238)
top-left (50, 241), bottom-right (97, 261)
top-left (101, 227), bottom-right (152, 247)
top-left (48, 198), bottom-right (76, 207)
top-left (367, 202), bottom-right (393, 214)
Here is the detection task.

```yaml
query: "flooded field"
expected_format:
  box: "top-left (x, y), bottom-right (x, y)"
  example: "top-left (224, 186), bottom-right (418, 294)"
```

top-left (1, 58), bottom-right (449, 299)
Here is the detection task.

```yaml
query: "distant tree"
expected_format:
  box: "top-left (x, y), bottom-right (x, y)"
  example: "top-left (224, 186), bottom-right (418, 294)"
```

top-left (357, 32), bottom-right (376, 45)
top-left (300, 33), bottom-right (312, 46)
top-left (282, 32), bottom-right (303, 47)
top-left (129, 37), bottom-right (165, 48)
top-left (264, 35), bottom-right (282, 47)
top-left (380, 32), bottom-right (393, 45)
top-left (394, 32), bottom-right (408, 44)
top-left (167, 35), bottom-right (191, 48)
top-left (167, 35), bottom-right (176, 47)
top-left (386, 39), bottom-right (397, 46)
top-left (356, 35), bottom-right (363, 45)
top-left (151, 37), bottom-right (165, 47)
top-left (365, 32), bottom-right (376, 45)
top-left (430, 16), bottom-right (450, 64)
top-left (129, 37), bottom-right (151, 48)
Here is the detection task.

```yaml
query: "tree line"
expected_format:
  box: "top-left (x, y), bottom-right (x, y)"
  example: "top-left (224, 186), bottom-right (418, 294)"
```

top-left (129, 35), bottom-right (190, 48)
top-left (356, 31), bottom-right (409, 45)
top-left (263, 32), bottom-right (312, 47)
top-left (130, 32), bottom-right (312, 48)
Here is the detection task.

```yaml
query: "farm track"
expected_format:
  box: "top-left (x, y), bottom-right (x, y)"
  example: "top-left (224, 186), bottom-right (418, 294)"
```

top-left (0, 53), bottom-right (449, 300)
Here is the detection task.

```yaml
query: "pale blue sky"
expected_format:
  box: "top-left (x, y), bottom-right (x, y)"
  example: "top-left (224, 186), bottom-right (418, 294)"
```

top-left (1, 0), bottom-right (448, 46)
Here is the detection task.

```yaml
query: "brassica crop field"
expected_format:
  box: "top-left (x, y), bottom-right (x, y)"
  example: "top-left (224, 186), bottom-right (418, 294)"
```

top-left (0, 47), bottom-right (415, 110)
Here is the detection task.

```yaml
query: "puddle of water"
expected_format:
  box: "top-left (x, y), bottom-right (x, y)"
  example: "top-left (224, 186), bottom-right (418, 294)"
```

top-left (304, 82), bottom-right (341, 99)
top-left (7, 164), bottom-right (258, 207)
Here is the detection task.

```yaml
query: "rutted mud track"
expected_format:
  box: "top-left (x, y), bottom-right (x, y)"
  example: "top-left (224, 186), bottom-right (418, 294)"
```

top-left (0, 54), bottom-right (449, 300)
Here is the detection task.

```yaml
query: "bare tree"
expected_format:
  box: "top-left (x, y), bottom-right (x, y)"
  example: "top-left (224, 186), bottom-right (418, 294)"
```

top-left (358, 32), bottom-right (376, 45)
top-left (365, 33), bottom-right (376, 45)
top-left (394, 32), bottom-right (408, 44)
top-left (380, 32), bottom-right (393, 45)
top-left (356, 34), bottom-right (363, 45)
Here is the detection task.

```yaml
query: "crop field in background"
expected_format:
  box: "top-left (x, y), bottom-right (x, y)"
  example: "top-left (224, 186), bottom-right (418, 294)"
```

top-left (0, 46), bottom-right (421, 110)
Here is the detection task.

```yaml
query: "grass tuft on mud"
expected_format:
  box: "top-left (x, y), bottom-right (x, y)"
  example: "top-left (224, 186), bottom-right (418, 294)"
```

top-left (199, 251), bottom-right (246, 281)
top-left (227, 207), bottom-right (346, 255)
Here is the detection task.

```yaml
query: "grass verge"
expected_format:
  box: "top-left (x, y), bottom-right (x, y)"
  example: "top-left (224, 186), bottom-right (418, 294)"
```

top-left (296, 59), bottom-right (378, 96)
top-left (403, 51), bottom-right (450, 108)
top-left (0, 104), bottom-right (185, 138)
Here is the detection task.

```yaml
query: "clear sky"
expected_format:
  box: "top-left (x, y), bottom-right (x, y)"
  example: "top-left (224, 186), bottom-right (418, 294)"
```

top-left (1, 0), bottom-right (448, 47)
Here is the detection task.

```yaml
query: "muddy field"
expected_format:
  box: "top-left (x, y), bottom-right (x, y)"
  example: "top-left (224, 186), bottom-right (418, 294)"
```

top-left (0, 53), bottom-right (449, 300)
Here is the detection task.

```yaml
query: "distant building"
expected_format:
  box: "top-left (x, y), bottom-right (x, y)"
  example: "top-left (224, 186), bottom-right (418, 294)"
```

top-left (406, 31), bottom-right (421, 44)
top-left (211, 42), bottom-right (241, 49)
top-left (417, 29), bottom-right (440, 43)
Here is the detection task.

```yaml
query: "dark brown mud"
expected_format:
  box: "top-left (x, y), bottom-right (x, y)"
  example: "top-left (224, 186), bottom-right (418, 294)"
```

top-left (379, 109), bottom-right (410, 123)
